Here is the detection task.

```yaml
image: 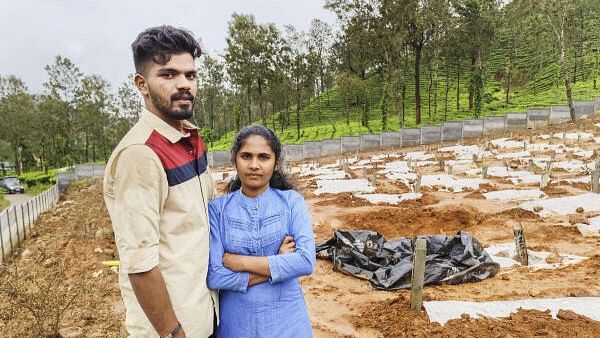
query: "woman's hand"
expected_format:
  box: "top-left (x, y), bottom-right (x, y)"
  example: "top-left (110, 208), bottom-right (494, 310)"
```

top-left (279, 236), bottom-right (296, 254)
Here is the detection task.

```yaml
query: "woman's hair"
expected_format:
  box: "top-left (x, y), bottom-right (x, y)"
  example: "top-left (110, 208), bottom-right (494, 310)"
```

top-left (226, 125), bottom-right (294, 193)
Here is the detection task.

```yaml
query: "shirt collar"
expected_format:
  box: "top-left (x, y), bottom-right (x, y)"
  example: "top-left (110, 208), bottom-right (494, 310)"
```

top-left (140, 109), bottom-right (198, 143)
top-left (236, 186), bottom-right (273, 207)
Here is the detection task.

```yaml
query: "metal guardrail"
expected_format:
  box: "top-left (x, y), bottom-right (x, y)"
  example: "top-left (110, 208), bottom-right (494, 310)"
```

top-left (0, 185), bottom-right (60, 263)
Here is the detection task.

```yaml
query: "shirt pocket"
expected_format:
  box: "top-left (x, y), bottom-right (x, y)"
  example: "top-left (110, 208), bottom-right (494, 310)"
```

top-left (224, 216), bottom-right (250, 249)
top-left (260, 213), bottom-right (285, 248)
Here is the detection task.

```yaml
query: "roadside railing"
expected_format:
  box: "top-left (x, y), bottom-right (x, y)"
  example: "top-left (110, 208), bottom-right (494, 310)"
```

top-left (0, 185), bottom-right (60, 263)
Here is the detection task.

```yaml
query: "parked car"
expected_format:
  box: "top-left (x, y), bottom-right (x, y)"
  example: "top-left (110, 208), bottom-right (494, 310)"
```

top-left (0, 176), bottom-right (25, 194)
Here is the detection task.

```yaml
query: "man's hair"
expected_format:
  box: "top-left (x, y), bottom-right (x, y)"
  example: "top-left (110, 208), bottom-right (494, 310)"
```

top-left (131, 25), bottom-right (203, 74)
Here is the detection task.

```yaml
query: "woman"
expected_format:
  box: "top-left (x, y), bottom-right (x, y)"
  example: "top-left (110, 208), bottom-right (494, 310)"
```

top-left (207, 125), bottom-right (316, 337)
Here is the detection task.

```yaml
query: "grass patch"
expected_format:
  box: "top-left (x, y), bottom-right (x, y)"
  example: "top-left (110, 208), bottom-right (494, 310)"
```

top-left (208, 77), bottom-right (599, 151)
top-left (0, 192), bottom-right (9, 212)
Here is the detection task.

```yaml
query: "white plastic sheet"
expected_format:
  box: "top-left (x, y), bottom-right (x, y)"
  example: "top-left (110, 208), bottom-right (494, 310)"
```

top-left (424, 297), bottom-right (600, 325)
top-left (519, 193), bottom-right (600, 217)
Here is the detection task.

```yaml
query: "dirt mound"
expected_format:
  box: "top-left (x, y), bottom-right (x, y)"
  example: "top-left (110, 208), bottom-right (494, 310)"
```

top-left (351, 296), bottom-right (600, 338)
top-left (541, 185), bottom-right (569, 197)
top-left (339, 204), bottom-right (483, 238)
top-left (493, 208), bottom-right (541, 221)
top-left (374, 180), bottom-right (410, 194)
top-left (0, 178), bottom-right (123, 337)
top-left (315, 192), bottom-right (372, 207)
top-left (464, 191), bottom-right (485, 199)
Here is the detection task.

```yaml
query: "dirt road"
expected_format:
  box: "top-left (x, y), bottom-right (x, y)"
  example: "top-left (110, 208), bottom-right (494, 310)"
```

top-left (4, 193), bottom-right (31, 209)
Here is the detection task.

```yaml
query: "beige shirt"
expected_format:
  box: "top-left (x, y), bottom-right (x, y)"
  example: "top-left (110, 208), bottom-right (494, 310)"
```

top-left (103, 111), bottom-right (218, 337)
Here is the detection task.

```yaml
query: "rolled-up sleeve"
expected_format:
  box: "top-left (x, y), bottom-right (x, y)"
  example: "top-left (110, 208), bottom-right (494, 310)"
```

top-left (268, 192), bottom-right (316, 283)
top-left (207, 201), bottom-right (250, 292)
top-left (111, 145), bottom-right (167, 274)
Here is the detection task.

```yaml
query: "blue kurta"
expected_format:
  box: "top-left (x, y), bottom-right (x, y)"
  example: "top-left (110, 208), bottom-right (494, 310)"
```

top-left (207, 187), bottom-right (316, 338)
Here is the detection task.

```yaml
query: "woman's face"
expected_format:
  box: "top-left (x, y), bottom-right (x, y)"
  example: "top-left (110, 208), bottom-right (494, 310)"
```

top-left (235, 135), bottom-right (276, 198)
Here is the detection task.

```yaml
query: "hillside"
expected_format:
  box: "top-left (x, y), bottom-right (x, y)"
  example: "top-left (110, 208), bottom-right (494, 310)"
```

top-left (208, 74), bottom-right (600, 150)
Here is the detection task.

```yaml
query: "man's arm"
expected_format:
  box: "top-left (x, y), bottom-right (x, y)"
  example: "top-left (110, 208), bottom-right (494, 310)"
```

top-left (109, 146), bottom-right (180, 335)
top-left (129, 267), bottom-right (185, 338)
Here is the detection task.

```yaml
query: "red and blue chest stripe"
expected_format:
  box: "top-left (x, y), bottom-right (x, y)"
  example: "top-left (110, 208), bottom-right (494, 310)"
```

top-left (145, 129), bottom-right (208, 187)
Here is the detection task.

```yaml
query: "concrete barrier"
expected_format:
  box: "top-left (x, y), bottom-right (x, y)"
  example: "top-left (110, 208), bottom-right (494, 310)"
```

top-left (549, 106), bottom-right (571, 124)
top-left (505, 113), bottom-right (527, 130)
top-left (526, 109), bottom-right (550, 128)
top-left (361, 134), bottom-right (381, 151)
top-left (463, 119), bottom-right (484, 139)
top-left (483, 116), bottom-right (505, 135)
top-left (341, 136), bottom-right (361, 153)
top-left (207, 151), bottom-right (214, 167)
top-left (322, 139), bottom-right (342, 156)
top-left (401, 128), bottom-right (421, 147)
top-left (74, 164), bottom-right (105, 178)
top-left (573, 101), bottom-right (595, 120)
top-left (212, 150), bottom-right (231, 167)
top-left (442, 122), bottom-right (462, 142)
top-left (381, 131), bottom-right (402, 148)
top-left (420, 125), bottom-right (442, 145)
top-left (283, 144), bottom-right (304, 161)
top-left (303, 141), bottom-right (323, 159)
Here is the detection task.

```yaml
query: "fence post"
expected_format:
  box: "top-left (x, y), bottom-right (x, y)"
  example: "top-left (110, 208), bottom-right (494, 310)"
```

top-left (21, 204), bottom-right (25, 240)
top-left (27, 200), bottom-right (31, 233)
top-left (34, 196), bottom-right (38, 219)
top-left (0, 212), bottom-right (5, 262)
top-left (410, 238), bottom-right (427, 312)
top-left (14, 207), bottom-right (20, 247)
top-left (7, 207), bottom-right (13, 256)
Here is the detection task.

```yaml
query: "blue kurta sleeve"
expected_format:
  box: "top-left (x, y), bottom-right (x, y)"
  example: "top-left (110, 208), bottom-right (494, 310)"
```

top-left (267, 192), bottom-right (316, 284)
top-left (207, 200), bottom-right (250, 292)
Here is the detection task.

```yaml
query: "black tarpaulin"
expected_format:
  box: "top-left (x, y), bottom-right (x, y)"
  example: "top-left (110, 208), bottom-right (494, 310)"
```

top-left (316, 230), bottom-right (499, 290)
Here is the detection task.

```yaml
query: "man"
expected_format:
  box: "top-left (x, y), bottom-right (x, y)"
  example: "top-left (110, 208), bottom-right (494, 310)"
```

top-left (103, 25), bottom-right (217, 338)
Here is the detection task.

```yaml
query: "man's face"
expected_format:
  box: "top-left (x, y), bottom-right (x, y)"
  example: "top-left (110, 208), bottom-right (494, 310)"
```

top-left (137, 53), bottom-right (198, 121)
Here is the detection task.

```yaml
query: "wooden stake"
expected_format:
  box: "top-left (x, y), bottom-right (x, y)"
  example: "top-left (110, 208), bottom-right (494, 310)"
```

top-left (540, 172), bottom-right (550, 189)
top-left (415, 174), bottom-right (422, 193)
top-left (528, 159), bottom-right (535, 173)
top-left (592, 170), bottom-right (600, 194)
top-left (410, 238), bottom-right (427, 312)
top-left (512, 222), bottom-right (529, 266)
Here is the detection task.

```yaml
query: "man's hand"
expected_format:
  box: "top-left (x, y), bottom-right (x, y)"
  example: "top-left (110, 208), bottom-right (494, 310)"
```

top-left (278, 236), bottom-right (296, 254)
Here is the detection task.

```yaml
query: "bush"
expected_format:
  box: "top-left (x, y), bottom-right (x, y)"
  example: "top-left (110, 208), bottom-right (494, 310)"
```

top-left (18, 172), bottom-right (57, 188)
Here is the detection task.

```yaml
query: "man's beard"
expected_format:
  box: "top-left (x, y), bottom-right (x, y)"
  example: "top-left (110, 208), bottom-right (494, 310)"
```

top-left (148, 88), bottom-right (195, 121)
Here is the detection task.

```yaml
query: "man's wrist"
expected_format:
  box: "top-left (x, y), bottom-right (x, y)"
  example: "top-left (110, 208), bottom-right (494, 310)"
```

top-left (161, 322), bottom-right (182, 338)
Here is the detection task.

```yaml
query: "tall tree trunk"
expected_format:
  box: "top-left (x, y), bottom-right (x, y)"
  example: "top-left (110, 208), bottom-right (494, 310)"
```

top-left (427, 57), bottom-right (432, 119)
top-left (414, 43), bottom-right (422, 125)
top-left (572, 43), bottom-right (578, 84)
top-left (257, 79), bottom-right (266, 125)
top-left (558, 30), bottom-right (575, 122)
top-left (444, 54), bottom-right (450, 121)
top-left (246, 85), bottom-right (252, 124)
top-left (456, 57), bottom-right (461, 112)
top-left (468, 53), bottom-right (474, 111)
top-left (473, 49), bottom-right (483, 117)
top-left (296, 83), bottom-right (302, 139)
top-left (381, 80), bottom-right (388, 130)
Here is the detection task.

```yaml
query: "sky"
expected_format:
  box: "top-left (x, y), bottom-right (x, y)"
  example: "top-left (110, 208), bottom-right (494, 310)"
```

top-left (0, 0), bottom-right (337, 93)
